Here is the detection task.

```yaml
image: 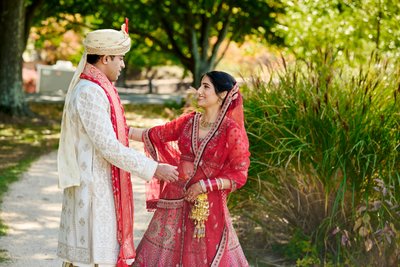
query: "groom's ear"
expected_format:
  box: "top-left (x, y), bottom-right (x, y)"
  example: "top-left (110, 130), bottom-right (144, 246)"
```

top-left (101, 55), bottom-right (110, 64)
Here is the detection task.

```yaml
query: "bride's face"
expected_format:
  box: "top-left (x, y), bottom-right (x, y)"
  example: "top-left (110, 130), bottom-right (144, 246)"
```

top-left (197, 76), bottom-right (223, 109)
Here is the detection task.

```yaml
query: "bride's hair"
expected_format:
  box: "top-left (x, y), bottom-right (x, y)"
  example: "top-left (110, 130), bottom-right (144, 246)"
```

top-left (202, 71), bottom-right (237, 94)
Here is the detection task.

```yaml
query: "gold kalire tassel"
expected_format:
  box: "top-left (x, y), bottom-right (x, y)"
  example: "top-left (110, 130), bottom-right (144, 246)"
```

top-left (189, 193), bottom-right (209, 239)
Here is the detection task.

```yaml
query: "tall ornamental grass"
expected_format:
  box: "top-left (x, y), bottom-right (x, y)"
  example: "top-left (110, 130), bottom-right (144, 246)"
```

top-left (240, 52), bottom-right (400, 265)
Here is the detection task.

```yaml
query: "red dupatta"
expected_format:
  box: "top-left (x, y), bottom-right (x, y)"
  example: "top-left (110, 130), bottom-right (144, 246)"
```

top-left (80, 64), bottom-right (135, 267)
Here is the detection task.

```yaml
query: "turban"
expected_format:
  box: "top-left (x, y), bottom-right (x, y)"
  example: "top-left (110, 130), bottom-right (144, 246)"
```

top-left (84, 25), bottom-right (131, 55)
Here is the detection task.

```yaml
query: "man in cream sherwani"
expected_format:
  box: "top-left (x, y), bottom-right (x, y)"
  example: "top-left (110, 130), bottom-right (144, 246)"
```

top-left (57, 21), bottom-right (178, 267)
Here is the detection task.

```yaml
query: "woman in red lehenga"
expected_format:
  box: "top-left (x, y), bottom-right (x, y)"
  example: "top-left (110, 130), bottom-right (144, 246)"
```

top-left (130, 71), bottom-right (250, 266)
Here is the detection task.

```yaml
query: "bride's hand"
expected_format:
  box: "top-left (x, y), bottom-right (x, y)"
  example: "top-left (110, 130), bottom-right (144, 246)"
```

top-left (184, 182), bottom-right (204, 202)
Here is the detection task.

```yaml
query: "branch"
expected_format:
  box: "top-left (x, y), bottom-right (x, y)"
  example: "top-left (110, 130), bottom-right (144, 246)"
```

top-left (58, 14), bottom-right (96, 30)
top-left (129, 28), bottom-right (169, 51)
top-left (216, 26), bottom-right (241, 65)
top-left (199, 14), bottom-right (211, 60)
top-left (209, 10), bottom-right (232, 66)
top-left (215, 37), bottom-right (232, 67)
top-left (129, 27), bottom-right (191, 67)
top-left (160, 16), bottom-right (187, 60)
top-left (200, 1), bottom-right (224, 60)
top-left (191, 28), bottom-right (200, 65)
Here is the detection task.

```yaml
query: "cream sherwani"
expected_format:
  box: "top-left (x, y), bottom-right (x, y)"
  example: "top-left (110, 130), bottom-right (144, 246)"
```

top-left (57, 79), bottom-right (157, 265)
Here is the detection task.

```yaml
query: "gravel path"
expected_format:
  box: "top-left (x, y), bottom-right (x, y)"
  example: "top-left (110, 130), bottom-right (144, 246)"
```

top-left (0, 142), bottom-right (152, 267)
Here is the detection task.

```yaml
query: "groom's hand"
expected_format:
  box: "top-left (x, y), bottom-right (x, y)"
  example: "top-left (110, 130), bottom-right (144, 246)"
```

top-left (154, 163), bottom-right (179, 182)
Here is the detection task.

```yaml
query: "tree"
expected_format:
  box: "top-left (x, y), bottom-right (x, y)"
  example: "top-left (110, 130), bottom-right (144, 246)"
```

top-left (0, 0), bottom-right (32, 115)
top-left (0, 0), bottom-right (64, 115)
top-left (1, 0), bottom-right (280, 116)
top-left (0, 0), bottom-right (101, 116)
top-left (95, 0), bottom-right (282, 86)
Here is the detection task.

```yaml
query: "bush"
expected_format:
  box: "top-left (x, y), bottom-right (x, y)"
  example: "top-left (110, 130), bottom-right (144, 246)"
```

top-left (237, 51), bottom-right (400, 265)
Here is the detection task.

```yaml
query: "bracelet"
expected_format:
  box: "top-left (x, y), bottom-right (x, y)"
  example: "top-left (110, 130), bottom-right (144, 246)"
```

top-left (128, 127), bottom-right (134, 139)
top-left (210, 179), bottom-right (219, 191)
top-left (199, 180), bottom-right (207, 193)
top-left (227, 179), bottom-right (237, 192)
top-left (216, 178), bottom-right (223, 190)
top-left (202, 179), bottom-right (221, 193)
top-left (206, 179), bottom-right (213, 192)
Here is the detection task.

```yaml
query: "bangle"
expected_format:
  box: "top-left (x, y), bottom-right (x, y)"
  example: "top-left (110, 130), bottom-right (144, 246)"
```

top-left (201, 179), bottom-right (227, 193)
top-left (231, 180), bottom-right (237, 192)
top-left (128, 127), bottom-right (134, 139)
top-left (217, 178), bottom-right (223, 190)
top-left (211, 179), bottom-right (219, 191)
top-left (227, 179), bottom-right (237, 192)
top-left (199, 180), bottom-right (207, 193)
top-left (207, 179), bottom-right (220, 192)
top-left (206, 179), bottom-right (213, 192)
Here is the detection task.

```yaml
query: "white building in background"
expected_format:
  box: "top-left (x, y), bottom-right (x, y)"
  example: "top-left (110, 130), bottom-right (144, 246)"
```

top-left (36, 61), bottom-right (75, 95)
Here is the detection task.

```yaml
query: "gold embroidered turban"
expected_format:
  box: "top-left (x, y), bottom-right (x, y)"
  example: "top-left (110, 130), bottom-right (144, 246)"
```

top-left (84, 24), bottom-right (131, 55)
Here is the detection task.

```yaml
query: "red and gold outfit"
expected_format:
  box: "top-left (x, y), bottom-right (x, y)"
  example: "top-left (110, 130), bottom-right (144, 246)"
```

top-left (134, 87), bottom-right (250, 266)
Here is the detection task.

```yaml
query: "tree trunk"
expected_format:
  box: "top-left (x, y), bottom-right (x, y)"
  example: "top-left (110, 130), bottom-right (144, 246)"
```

top-left (0, 0), bottom-right (30, 116)
top-left (192, 59), bottom-right (213, 88)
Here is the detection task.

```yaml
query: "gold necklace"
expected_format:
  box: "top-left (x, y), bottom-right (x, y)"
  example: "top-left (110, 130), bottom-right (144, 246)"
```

top-left (200, 117), bottom-right (215, 129)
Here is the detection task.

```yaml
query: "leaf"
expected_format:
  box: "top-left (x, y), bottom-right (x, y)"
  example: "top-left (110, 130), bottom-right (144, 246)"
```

top-left (341, 234), bottom-right (349, 246)
top-left (373, 186), bottom-right (381, 192)
top-left (332, 226), bottom-right (340, 235)
top-left (357, 205), bottom-right (367, 214)
top-left (353, 218), bottom-right (362, 232)
top-left (362, 213), bottom-right (370, 223)
top-left (372, 200), bottom-right (381, 211)
top-left (365, 238), bottom-right (373, 252)
top-left (359, 226), bottom-right (369, 237)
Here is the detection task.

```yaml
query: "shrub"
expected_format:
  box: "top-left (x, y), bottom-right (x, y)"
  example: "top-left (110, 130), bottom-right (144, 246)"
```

top-left (238, 51), bottom-right (400, 265)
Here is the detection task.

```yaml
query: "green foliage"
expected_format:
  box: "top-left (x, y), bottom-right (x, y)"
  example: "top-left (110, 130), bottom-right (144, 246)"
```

top-left (25, 0), bottom-right (282, 85)
top-left (32, 0), bottom-right (281, 85)
top-left (273, 229), bottom-right (319, 262)
top-left (240, 51), bottom-right (400, 264)
top-left (29, 15), bottom-right (86, 64)
top-left (274, 0), bottom-right (400, 63)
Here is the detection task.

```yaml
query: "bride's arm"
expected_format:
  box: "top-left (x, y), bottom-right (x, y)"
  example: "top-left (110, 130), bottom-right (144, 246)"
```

top-left (128, 127), bottom-right (146, 142)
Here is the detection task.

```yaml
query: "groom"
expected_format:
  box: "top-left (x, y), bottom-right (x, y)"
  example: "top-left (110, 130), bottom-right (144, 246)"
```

top-left (57, 20), bottom-right (178, 267)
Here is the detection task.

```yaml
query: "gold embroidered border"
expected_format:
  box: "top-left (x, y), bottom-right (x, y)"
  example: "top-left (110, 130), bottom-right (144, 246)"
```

top-left (156, 198), bottom-right (184, 209)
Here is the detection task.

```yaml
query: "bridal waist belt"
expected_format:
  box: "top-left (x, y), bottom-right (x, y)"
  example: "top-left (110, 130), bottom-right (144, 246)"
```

top-left (157, 198), bottom-right (185, 209)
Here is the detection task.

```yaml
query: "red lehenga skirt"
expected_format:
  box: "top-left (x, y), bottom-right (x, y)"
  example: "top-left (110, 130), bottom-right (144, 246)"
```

top-left (133, 195), bottom-right (249, 267)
